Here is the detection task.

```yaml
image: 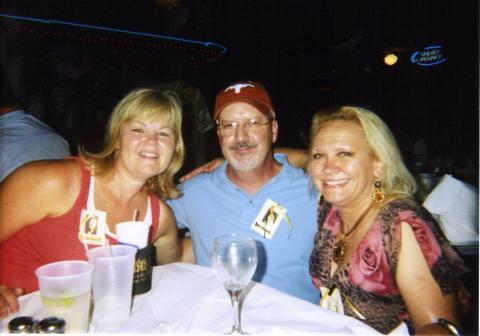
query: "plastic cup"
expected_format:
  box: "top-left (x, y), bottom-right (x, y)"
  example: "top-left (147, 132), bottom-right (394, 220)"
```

top-left (116, 221), bottom-right (150, 249)
top-left (86, 245), bottom-right (137, 331)
top-left (35, 260), bottom-right (94, 333)
top-left (116, 222), bottom-right (153, 295)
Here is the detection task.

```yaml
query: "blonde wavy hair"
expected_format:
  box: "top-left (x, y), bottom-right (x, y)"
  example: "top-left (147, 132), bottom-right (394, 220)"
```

top-left (80, 87), bottom-right (185, 199)
top-left (308, 106), bottom-right (417, 198)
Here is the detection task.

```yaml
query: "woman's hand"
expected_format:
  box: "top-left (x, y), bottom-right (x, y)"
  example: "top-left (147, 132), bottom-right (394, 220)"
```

top-left (0, 286), bottom-right (24, 319)
top-left (178, 158), bottom-right (224, 183)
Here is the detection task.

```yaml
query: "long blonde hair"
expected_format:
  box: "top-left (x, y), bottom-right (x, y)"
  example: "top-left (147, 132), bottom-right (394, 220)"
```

top-left (308, 106), bottom-right (416, 198)
top-left (80, 87), bottom-right (185, 199)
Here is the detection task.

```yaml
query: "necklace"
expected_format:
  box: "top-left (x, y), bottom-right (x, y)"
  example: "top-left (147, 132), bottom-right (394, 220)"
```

top-left (332, 202), bottom-right (375, 264)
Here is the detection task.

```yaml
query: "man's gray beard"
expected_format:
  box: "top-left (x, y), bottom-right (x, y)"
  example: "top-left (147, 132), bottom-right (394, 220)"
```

top-left (228, 154), bottom-right (260, 172)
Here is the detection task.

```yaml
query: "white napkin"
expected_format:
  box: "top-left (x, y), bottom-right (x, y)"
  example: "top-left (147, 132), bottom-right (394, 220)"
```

top-left (423, 174), bottom-right (479, 246)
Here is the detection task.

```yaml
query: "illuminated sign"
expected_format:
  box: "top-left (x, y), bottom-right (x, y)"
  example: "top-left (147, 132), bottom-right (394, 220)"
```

top-left (411, 45), bottom-right (447, 66)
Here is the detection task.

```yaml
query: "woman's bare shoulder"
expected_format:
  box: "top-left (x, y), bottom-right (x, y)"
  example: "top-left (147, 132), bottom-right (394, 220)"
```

top-left (11, 159), bottom-right (83, 188)
top-left (155, 198), bottom-right (175, 235)
top-left (4, 159), bottom-right (85, 213)
top-left (0, 159), bottom-right (87, 242)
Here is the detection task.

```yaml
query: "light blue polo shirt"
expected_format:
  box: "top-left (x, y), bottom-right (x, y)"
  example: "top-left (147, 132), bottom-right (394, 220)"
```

top-left (168, 154), bottom-right (320, 304)
top-left (0, 110), bottom-right (71, 182)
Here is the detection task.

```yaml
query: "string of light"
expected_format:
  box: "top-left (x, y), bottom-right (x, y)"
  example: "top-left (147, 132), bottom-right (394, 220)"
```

top-left (0, 13), bottom-right (228, 55)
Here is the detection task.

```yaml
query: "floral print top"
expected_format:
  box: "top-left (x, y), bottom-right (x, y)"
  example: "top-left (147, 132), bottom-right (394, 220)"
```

top-left (309, 197), bottom-right (468, 334)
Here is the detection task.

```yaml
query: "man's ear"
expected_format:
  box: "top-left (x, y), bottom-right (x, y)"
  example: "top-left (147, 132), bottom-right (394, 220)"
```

top-left (271, 119), bottom-right (279, 143)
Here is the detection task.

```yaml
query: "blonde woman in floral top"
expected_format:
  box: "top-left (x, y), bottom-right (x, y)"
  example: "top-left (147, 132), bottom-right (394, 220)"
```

top-left (307, 106), bottom-right (468, 335)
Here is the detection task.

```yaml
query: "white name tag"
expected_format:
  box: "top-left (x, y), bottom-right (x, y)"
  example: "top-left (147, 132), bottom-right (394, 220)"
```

top-left (250, 199), bottom-right (287, 239)
top-left (319, 286), bottom-right (344, 315)
top-left (78, 209), bottom-right (107, 246)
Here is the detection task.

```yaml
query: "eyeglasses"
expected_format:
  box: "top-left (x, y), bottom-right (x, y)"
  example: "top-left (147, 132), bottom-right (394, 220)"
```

top-left (216, 118), bottom-right (273, 134)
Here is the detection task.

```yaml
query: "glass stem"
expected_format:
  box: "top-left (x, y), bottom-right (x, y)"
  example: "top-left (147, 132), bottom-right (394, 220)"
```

top-left (229, 289), bottom-right (242, 334)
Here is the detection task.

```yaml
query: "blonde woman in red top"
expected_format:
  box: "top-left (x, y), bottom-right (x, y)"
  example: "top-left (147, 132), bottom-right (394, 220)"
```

top-left (0, 87), bottom-right (193, 318)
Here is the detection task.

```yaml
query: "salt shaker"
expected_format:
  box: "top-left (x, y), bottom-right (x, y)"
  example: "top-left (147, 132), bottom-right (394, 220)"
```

top-left (38, 317), bottom-right (66, 334)
top-left (8, 316), bottom-right (36, 333)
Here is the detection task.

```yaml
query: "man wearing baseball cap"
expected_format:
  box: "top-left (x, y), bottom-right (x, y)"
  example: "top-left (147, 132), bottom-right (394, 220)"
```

top-left (168, 81), bottom-right (319, 304)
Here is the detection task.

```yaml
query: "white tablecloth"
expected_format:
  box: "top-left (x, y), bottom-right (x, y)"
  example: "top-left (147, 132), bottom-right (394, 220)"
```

top-left (1, 263), bottom-right (409, 334)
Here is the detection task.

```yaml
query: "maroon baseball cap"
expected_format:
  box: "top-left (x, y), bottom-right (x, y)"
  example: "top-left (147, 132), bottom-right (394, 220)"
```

top-left (213, 81), bottom-right (274, 120)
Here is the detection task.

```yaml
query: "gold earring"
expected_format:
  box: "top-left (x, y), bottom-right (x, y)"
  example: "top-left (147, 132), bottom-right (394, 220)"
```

top-left (371, 180), bottom-right (385, 203)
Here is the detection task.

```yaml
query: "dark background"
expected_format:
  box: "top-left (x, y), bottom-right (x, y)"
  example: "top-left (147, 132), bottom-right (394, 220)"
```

top-left (1, 0), bottom-right (478, 333)
top-left (0, 0), bottom-right (478, 181)
top-left (0, 0), bottom-right (479, 181)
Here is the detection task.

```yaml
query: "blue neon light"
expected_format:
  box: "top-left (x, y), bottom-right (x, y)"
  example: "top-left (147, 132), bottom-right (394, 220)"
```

top-left (0, 13), bottom-right (227, 54)
top-left (411, 45), bottom-right (446, 66)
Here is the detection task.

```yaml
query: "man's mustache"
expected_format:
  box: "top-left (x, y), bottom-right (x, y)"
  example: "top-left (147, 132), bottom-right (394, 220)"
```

top-left (230, 142), bottom-right (256, 150)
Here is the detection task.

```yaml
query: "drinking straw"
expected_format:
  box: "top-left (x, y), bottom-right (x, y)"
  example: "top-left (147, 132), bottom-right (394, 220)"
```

top-left (106, 237), bottom-right (112, 256)
top-left (132, 209), bottom-right (139, 222)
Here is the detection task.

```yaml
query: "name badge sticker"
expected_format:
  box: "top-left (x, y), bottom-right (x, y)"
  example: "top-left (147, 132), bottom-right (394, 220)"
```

top-left (78, 209), bottom-right (107, 246)
top-left (250, 199), bottom-right (288, 239)
top-left (319, 286), bottom-right (344, 315)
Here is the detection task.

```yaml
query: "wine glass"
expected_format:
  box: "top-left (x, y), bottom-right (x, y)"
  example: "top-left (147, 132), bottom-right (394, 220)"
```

top-left (211, 234), bottom-right (258, 335)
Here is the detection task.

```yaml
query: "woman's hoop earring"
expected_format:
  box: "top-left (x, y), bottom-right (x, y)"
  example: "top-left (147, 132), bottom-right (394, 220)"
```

top-left (371, 180), bottom-right (385, 203)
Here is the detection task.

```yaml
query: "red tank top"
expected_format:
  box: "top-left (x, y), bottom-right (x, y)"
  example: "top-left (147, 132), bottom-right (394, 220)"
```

top-left (0, 157), bottom-right (160, 293)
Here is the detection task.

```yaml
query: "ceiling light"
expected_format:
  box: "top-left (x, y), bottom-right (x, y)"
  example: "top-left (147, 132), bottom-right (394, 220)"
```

top-left (384, 53), bottom-right (398, 66)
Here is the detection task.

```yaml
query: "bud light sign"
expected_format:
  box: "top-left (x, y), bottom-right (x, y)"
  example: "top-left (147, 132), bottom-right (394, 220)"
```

top-left (411, 45), bottom-right (446, 66)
